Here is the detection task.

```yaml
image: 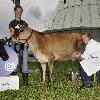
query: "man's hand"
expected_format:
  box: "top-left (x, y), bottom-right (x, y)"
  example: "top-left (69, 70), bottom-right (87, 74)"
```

top-left (72, 52), bottom-right (84, 61)
top-left (75, 53), bottom-right (84, 61)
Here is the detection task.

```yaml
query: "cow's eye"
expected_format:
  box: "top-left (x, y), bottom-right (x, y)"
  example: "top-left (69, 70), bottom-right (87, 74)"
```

top-left (19, 29), bottom-right (23, 32)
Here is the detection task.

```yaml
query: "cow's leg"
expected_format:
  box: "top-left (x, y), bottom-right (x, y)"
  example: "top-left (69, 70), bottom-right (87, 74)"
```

top-left (47, 55), bottom-right (55, 85)
top-left (41, 63), bottom-right (46, 82)
top-left (48, 61), bottom-right (54, 85)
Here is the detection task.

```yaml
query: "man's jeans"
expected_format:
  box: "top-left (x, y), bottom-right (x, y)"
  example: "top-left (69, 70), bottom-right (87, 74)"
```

top-left (11, 43), bottom-right (29, 73)
top-left (80, 66), bottom-right (92, 87)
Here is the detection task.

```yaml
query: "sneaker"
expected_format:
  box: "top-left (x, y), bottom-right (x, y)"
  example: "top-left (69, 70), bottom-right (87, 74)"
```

top-left (10, 72), bottom-right (18, 75)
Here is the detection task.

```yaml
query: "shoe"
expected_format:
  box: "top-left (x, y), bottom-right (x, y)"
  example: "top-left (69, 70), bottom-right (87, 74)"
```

top-left (10, 72), bottom-right (18, 75)
top-left (79, 85), bottom-right (85, 89)
top-left (80, 84), bottom-right (93, 89)
top-left (85, 85), bottom-right (93, 88)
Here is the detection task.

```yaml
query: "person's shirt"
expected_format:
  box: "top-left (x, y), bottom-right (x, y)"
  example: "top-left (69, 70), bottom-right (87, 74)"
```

top-left (81, 39), bottom-right (100, 59)
top-left (9, 19), bottom-right (24, 35)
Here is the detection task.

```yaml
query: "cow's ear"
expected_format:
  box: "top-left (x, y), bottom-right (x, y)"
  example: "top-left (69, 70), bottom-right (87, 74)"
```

top-left (20, 20), bottom-right (28, 28)
top-left (23, 21), bottom-right (28, 27)
top-left (19, 21), bottom-right (28, 31)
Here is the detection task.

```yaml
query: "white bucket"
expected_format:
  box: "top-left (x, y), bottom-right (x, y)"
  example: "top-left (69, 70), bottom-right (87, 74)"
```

top-left (68, 72), bottom-right (78, 81)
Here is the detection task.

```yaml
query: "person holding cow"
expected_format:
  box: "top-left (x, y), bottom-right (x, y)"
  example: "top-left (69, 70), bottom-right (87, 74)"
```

top-left (76, 33), bottom-right (100, 88)
top-left (9, 5), bottom-right (29, 86)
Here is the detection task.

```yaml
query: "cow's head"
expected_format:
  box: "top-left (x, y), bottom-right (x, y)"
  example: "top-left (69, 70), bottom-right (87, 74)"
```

top-left (12, 21), bottom-right (33, 44)
top-left (12, 20), bottom-right (28, 39)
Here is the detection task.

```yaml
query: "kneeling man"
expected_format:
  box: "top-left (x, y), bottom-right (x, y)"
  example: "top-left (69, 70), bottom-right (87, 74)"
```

top-left (76, 33), bottom-right (100, 88)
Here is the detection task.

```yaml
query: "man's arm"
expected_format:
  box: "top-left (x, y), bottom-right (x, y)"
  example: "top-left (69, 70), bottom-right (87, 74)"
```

top-left (9, 27), bottom-right (18, 42)
top-left (9, 27), bottom-right (15, 36)
top-left (76, 55), bottom-right (84, 61)
top-left (72, 52), bottom-right (84, 61)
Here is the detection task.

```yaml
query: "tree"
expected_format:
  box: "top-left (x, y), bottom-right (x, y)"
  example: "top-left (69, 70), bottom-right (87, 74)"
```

top-left (12, 0), bottom-right (20, 5)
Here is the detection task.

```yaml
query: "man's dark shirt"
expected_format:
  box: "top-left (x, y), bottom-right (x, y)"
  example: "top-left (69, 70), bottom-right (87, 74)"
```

top-left (9, 19), bottom-right (24, 34)
top-left (9, 19), bottom-right (24, 52)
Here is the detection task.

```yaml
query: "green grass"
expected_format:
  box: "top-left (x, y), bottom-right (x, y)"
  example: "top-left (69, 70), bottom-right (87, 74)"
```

top-left (0, 61), bottom-right (100, 100)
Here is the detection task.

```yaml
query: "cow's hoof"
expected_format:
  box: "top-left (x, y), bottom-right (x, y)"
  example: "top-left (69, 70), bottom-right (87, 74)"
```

top-left (40, 81), bottom-right (46, 85)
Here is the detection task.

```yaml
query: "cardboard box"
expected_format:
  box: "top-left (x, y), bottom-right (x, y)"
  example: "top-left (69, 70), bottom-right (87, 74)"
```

top-left (0, 76), bottom-right (19, 91)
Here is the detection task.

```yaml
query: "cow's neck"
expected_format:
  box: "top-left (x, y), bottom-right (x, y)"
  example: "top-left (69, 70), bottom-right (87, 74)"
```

top-left (28, 30), bottom-right (41, 53)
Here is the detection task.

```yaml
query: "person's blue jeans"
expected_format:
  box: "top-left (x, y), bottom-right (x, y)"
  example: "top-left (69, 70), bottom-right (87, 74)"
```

top-left (80, 66), bottom-right (92, 87)
top-left (21, 45), bottom-right (29, 73)
top-left (11, 43), bottom-right (29, 73)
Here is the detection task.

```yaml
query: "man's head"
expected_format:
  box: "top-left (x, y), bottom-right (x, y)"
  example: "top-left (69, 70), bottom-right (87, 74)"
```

top-left (14, 5), bottom-right (23, 19)
top-left (82, 33), bottom-right (92, 44)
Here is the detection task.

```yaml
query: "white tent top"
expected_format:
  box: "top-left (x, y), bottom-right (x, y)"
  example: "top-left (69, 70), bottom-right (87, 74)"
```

top-left (49, 0), bottom-right (100, 30)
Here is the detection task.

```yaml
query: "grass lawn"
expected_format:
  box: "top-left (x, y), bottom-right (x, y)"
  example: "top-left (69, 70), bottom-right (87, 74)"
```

top-left (0, 61), bottom-right (100, 100)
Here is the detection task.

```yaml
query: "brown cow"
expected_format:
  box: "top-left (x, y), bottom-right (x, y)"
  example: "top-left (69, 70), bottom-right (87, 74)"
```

top-left (13, 21), bottom-right (85, 84)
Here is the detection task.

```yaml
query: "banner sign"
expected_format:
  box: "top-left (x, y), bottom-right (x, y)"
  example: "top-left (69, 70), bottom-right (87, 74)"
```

top-left (0, 45), bottom-right (18, 76)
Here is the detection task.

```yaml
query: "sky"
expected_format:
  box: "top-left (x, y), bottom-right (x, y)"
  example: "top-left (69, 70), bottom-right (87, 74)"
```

top-left (0, 0), bottom-right (59, 38)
